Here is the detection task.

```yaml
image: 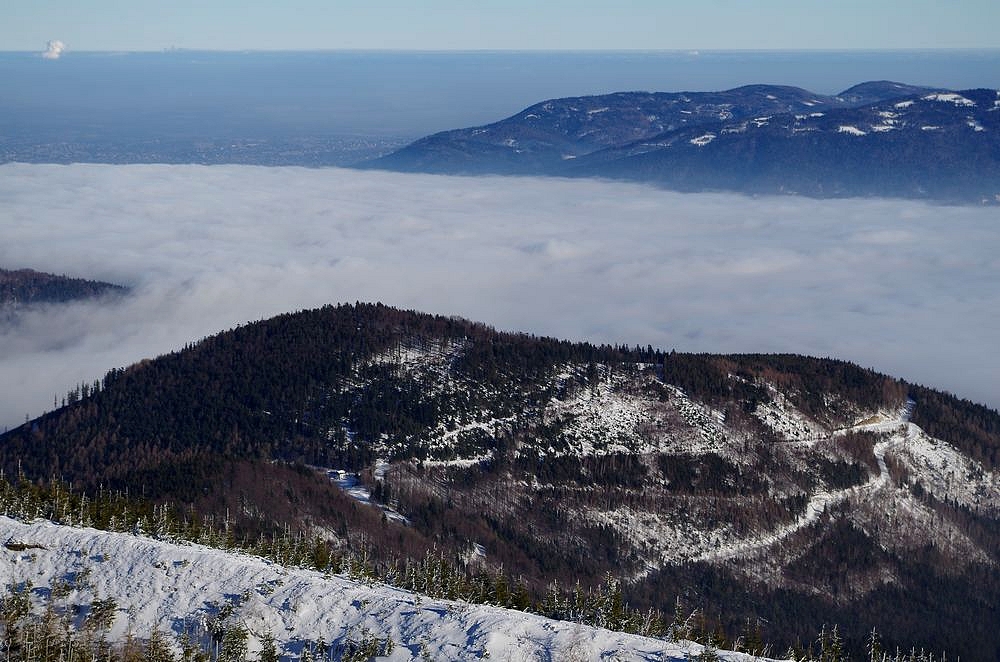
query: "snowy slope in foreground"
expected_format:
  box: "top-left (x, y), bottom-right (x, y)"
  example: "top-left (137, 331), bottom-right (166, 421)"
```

top-left (0, 517), bottom-right (775, 661)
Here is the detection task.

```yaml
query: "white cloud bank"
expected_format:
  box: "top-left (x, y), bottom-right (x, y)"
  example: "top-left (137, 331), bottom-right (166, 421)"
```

top-left (1, 163), bottom-right (998, 429)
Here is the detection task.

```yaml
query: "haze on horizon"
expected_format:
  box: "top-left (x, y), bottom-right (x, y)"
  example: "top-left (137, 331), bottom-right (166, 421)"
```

top-left (3, 0), bottom-right (998, 52)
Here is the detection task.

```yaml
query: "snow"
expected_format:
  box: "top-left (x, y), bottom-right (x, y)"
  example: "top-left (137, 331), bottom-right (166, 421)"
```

top-left (327, 467), bottom-right (409, 524)
top-left (689, 133), bottom-right (716, 147)
top-left (921, 125), bottom-right (941, 131)
top-left (752, 386), bottom-right (827, 442)
top-left (0, 517), bottom-right (775, 661)
top-left (540, 368), bottom-right (662, 456)
top-left (837, 125), bottom-right (867, 136)
top-left (967, 119), bottom-right (986, 132)
top-left (691, 414), bottom-right (905, 566)
top-left (870, 111), bottom-right (899, 132)
top-left (583, 504), bottom-right (737, 569)
top-left (586, 107), bottom-right (610, 115)
top-left (893, 424), bottom-right (1000, 514)
top-left (894, 100), bottom-right (915, 109)
top-left (353, 339), bottom-right (521, 461)
top-left (923, 93), bottom-right (976, 107)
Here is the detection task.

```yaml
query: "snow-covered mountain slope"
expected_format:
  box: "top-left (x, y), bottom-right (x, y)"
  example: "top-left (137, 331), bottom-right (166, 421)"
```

top-left (361, 82), bottom-right (1000, 202)
top-left (0, 516), bottom-right (772, 661)
top-left (3, 304), bottom-right (999, 657)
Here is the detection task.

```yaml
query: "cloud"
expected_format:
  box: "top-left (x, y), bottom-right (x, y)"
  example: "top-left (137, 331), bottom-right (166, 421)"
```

top-left (42, 40), bottom-right (65, 60)
top-left (0, 163), bottom-right (998, 429)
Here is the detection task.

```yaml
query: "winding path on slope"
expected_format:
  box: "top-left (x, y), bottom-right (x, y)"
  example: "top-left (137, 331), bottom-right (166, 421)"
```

top-left (692, 407), bottom-right (914, 564)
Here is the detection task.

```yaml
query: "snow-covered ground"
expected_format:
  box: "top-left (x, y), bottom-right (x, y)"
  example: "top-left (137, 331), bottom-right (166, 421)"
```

top-left (0, 517), bottom-right (778, 661)
top-left (751, 385), bottom-right (828, 443)
top-left (327, 462), bottom-right (409, 525)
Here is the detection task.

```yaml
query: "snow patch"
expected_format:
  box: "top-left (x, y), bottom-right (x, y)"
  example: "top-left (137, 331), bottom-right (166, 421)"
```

top-left (690, 133), bottom-right (716, 147)
top-left (752, 387), bottom-right (828, 442)
top-left (895, 425), bottom-right (1000, 514)
top-left (923, 93), bottom-right (976, 107)
top-left (894, 100), bottom-right (915, 109)
top-left (327, 466), bottom-right (409, 524)
top-left (838, 125), bottom-right (867, 136)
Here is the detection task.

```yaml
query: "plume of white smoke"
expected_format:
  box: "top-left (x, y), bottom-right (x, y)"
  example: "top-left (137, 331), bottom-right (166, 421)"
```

top-left (42, 40), bottom-right (65, 60)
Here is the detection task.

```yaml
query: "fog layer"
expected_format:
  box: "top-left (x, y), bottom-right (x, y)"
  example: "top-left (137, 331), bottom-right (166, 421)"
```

top-left (1, 163), bottom-right (997, 428)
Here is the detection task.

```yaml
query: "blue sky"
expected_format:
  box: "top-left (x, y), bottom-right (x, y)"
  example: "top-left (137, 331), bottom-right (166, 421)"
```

top-left (3, 0), bottom-right (999, 52)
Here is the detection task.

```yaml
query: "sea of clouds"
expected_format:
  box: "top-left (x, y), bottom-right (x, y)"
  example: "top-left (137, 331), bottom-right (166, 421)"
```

top-left (1, 163), bottom-right (997, 428)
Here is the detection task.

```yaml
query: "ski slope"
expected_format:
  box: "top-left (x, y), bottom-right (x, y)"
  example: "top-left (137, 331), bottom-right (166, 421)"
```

top-left (0, 516), bottom-right (777, 661)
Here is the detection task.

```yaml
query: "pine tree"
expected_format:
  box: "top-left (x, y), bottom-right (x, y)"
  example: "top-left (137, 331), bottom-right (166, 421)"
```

top-left (145, 628), bottom-right (177, 662)
top-left (219, 622), bottom-right (249, 662)
top-left (258, 630), bottom-right (280, 662)
top-left (868, 627), bottom-right (884, 662)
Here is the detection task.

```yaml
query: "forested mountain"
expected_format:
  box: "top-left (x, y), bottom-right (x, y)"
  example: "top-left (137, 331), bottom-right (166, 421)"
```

top-left (361, 82), bottom-right (1000, 203)
top-left (2, 303), bottom-right (999, 658)
top-left (0, 268), bottom-right (126, 316)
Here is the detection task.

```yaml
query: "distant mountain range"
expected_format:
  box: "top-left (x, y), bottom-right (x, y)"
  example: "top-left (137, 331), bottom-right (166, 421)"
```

top-left (3, 302), bottom-right (998, 658)
top-left (361, 81), bottom-right (1000, 203)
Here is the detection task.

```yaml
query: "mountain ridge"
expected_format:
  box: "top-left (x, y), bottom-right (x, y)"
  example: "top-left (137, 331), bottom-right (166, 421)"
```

top-left (0, 267), bottom-right (126, 312)
top-left (360, 81), bottom-right (1000, 202)
top-left (2, 302), bottom-right (998, 657)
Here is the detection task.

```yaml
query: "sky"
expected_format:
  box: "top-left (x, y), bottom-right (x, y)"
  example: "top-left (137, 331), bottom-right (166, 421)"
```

top-left (2, 0), bottom-right (999, 52)
top-left (2, 163), bottom-right (998, 430)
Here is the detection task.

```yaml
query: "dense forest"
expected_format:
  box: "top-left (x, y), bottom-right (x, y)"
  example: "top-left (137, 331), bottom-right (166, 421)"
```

top-left (1, 302), bottom-right (998, 659)
top-left (0, 268), bottom-right (126, 309)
